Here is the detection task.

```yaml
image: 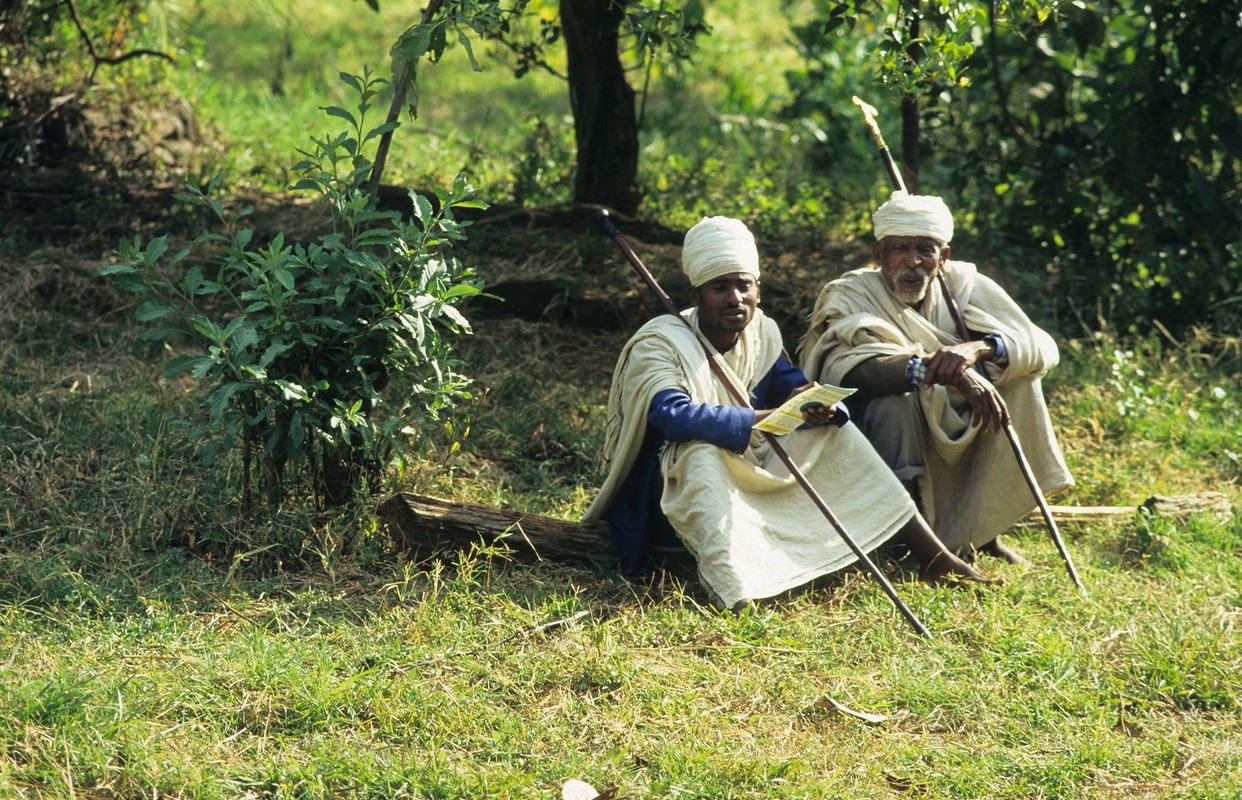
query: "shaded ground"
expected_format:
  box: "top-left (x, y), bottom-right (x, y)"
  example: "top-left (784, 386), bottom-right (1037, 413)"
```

top-left (1, 163), bottom-right (873, 359)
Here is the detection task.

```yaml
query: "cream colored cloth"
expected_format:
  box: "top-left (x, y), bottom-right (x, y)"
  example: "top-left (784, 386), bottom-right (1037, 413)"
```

top-left (798, 260), bottom-right (1074, 551)
top-left (681, 215), bottom-right (761, 286)
top-left (872, 191), bottom-right (955, 245)
top-left (584, 308), bottom-right (916, 609)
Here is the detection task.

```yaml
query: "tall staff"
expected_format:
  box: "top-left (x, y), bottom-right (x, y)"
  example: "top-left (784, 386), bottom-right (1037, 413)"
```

top-left (851, 97), bottom-right (1087, 597)
top-left (596, 210), bottom-right (933, 638)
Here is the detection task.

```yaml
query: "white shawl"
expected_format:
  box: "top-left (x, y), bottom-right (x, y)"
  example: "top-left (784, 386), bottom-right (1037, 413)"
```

top-left (798, 261), bottom-right (1074, 550)
top-left (586, 309), bottom-right (915, 608)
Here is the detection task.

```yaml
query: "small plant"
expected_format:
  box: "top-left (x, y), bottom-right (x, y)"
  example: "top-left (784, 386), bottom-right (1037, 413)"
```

top-left (103, 68), bottom-right (485, 509)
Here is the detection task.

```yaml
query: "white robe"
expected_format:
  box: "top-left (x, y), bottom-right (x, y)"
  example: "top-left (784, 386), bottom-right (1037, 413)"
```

top-left (584, 308), bottom-right (916, 609)
top-left (798, 260), bottom-right (1074, 551)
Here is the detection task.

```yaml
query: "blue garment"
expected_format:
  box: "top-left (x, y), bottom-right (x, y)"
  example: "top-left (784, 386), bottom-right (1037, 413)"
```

top-left (602, 354), bottom-right (848, 578)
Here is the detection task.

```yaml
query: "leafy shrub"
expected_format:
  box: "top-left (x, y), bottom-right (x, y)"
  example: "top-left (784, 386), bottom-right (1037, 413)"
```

top-left (102, 69), bottom-right (484, 508)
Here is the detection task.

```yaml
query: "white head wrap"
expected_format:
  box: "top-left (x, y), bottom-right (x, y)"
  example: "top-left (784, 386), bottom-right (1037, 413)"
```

top-left (872, 191), bottom-right (954, 245)
top-left (681, 216), bottom-right (760, 287)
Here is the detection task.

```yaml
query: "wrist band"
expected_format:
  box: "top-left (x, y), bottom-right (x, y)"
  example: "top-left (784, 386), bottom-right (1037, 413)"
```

top-left (906, 355), bottom-right (927, 387)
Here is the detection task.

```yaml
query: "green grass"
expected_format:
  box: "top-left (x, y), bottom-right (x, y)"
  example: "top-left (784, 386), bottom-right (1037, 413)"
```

top-left (1, 529), bottom-right (1240, 798)
top-left (2, 276), bottom-right (1240, 797)
top-left (147, 0), bottom-right (873, 239)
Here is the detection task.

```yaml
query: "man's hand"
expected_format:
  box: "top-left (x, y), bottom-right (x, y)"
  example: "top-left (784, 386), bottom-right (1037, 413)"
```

top-left (954, 370), bottom-right (1010, 433)
top-left (920, 344), bottom-right (1008, 433)
top-left (920, 340), bottom-right (993, 387)
top-left (789, 382), bottom-right (839, 427)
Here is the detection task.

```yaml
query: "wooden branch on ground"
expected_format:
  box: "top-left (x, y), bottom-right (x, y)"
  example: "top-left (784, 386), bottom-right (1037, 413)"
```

top-left (378, 493), bottom-right (611, 564)
top-left (1019, 491), bottom-right (1234, 528)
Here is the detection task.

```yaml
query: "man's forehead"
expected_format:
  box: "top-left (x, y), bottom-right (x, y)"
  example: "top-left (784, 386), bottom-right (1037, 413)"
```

top-left (883, 235), bottom-right (941, 248)
top-left (702, 271), bottom-right (757, 284)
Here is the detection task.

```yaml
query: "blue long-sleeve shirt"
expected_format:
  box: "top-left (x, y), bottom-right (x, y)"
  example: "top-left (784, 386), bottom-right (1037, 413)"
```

top-left (602, 354), bottom-right (847, 577)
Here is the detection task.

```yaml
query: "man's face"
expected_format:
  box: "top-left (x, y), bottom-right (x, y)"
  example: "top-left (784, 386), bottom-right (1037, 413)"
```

top-left (690, 271), bottom-right (760, 348)
top-left (874, 236), bottom-right (949, 306)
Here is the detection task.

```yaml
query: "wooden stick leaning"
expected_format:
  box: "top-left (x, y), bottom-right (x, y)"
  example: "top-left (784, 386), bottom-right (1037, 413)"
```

top-left (595, 210), bottom-right (933, 638)
top-left (851, 97), bottom-right (1088, 597)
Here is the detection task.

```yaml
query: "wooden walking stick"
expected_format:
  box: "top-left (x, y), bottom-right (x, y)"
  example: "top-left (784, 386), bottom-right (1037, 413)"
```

top-left (596, 210), bottom-right (933, 638)
top-left (852, 97), bottom-right (1088, 597)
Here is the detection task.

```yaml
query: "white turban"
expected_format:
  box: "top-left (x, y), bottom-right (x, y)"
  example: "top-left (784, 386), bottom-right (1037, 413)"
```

top-left (681, 216), bottom-right (760, 287)
top-left (872, 191), bottom-right (954, 245)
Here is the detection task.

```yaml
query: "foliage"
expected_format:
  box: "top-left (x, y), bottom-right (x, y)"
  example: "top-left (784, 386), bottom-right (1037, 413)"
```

top-left (785, 0), bottom-right (1241, 339)
top-left (0, 0), bottom-right (173, 167)
top-left (101, 70), bottom-right (485, 509)
top-left (944, 0), bottom-right (1242, 340)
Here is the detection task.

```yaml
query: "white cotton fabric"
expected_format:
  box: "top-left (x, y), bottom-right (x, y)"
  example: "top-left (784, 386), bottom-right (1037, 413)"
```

top-left (584, 308), bottom-right (915, 609)
top-left (681, 216), bottom-right (761, 287)
top-left (798, 260), bottom-right (1074, 551)
top-left (872, 191), bottom-right (955, 245)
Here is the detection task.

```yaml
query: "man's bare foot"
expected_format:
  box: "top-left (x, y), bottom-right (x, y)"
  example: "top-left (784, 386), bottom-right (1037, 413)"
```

top-left (918, 549), bottom-right (1002, 588)
top-left (980, 535), bottom-right (1028, 564)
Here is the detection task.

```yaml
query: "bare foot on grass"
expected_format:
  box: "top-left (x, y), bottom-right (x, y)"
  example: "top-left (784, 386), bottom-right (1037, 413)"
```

top-left (980, 535), bottom-right (1028, 564)
top-left (918, 549), bottom-right (1002, 588)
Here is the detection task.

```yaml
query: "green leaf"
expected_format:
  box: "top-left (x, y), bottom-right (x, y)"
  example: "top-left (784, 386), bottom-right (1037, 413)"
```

top-left (362, 120), bottom-right (400, 144)
top-left (109, 274), bottom-right (149, 293)
top-left (229, 324), bottom-right (259, 351)
top-left (184, 264), bottom-right (204, 296)
top-left (413, 193), bottom-right (434, 223)
top-left (393, 23), bottom-right (435, 62)
top-left (439, 305), bottom-right (472, 332)
top-left (323, 106), bottom-right (358, 127)
top-left (288, 413), bottom-right (305, 459)
top-left (274, 379), bottom-right (309, 401)
top-left (443, 283), bottom-right (482, 300)
top-left (139, 323), bottom-right (192, 342)
top-left (456, 26), bottom-right (483, 72)
top-left (144, 236), bottom-right (169, 266)
top-left (135, 301), bottom-right (174, 322)
top-left (163, 355), bottom-right (215, 378)
top-left (206, 383), bottom-right (246, 422)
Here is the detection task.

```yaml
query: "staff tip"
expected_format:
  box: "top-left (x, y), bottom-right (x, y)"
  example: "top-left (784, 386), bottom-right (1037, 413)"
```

top-left (852, 96), bottom-right (878, 117)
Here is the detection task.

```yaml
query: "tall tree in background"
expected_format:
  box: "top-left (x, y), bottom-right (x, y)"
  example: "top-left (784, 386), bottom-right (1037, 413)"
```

top-left (501, 0), bottom-right (705, 216)
top-left (373, 0), bottom-right (705, 217)
top-left (560, 0), bottom-right (640, 214)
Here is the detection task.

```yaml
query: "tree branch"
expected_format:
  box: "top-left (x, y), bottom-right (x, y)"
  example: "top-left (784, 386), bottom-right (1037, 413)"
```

top-left (64, 0), bottom-right (174, 82)
top-left (367, 0), bottom-right (446, 196)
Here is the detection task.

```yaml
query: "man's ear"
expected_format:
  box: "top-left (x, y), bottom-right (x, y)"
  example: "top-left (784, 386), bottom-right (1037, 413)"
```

top-left (940, 244), bottom-right (952, 263)
top-left (689, 286), bottom-right (700, 306)
top-left (872, 240), bottom-right (884, 263)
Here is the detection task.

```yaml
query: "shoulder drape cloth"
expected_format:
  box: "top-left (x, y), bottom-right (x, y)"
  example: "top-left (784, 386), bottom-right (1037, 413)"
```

top-left (585, 308), bottom-right (915, 608)
top-left (798, 261), bottom-right (1074, 551)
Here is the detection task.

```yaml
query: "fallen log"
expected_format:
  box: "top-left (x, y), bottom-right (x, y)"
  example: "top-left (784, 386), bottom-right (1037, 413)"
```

top-left (378, 493), bottom-right (611, 564)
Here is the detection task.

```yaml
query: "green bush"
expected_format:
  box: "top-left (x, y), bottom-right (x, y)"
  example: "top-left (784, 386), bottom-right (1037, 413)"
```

top-left (102, 70), bottom-right (485, 509)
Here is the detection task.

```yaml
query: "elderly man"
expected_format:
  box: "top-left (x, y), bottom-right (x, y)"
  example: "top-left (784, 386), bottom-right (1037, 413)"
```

top-left (584, 215), bottom-right (990, 610)
top-left (799, 191), bottom-right (1074, 562)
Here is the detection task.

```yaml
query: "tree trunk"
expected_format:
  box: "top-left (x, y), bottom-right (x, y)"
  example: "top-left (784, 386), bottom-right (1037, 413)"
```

top-left (560, 0), bottom-right (641, 216)
top-left (900, 15), bottom-right (921, 193)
